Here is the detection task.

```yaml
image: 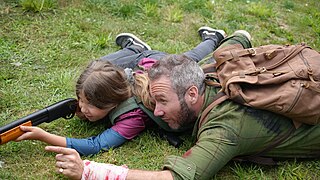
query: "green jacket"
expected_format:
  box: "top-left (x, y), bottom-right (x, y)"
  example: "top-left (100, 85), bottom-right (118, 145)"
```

top-left (163, 85), bottom-right (320, 180)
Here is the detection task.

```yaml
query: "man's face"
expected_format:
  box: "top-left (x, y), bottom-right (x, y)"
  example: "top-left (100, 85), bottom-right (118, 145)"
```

top-left (150, 76), bottom-right (196, 129)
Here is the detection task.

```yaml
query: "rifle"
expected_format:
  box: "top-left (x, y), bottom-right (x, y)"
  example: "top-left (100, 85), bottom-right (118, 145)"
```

top-left (0, 98), bottom-right (78, 145)
top-left (156, 128), bottom-right (184, 148)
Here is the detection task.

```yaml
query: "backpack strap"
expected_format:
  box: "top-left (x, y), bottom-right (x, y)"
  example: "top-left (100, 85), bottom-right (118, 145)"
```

top-left (215, 44), bottom-right (308, 69)
top-left (204, 73), bottom-right (221, 87)
top-left (198, 91), bottom-right (229, 129)
top-left (198, 74), bottom-right (228, 129)
top-left (265, 44), bottom-right (308, 69)
top-left (213, 44), bottom-right (244, 68)
top-left (201, 63), bottom-right (217, 74)
top-left (216, 47), bottom-right (257, 68)
top-left (108, 97), bottom-right (139, 125)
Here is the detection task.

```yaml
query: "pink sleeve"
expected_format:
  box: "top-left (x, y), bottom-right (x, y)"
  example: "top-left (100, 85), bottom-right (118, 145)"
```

top-left (111, 108), bottom-right (150, 139)
top-left (136, 58), bottom-right (158, 74)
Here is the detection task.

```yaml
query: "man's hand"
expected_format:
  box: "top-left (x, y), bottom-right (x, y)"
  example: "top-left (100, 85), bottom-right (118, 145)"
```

top-left (45, 146), bottom-right (84, 180)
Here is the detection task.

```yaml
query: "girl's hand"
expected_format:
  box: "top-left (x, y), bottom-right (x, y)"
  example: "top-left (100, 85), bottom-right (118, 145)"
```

top-left (15, 126), bottom-right (47, 141)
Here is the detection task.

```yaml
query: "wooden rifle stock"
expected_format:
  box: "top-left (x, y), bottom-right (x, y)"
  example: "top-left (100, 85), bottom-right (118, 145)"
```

top-left (0, 98), bottom-right (78, 145)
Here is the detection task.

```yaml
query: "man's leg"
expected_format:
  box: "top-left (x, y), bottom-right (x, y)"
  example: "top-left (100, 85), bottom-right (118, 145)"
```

top-left (217, 30), bottom-right (252, 49)
top-left (183, 26), bottom-right (226, 63)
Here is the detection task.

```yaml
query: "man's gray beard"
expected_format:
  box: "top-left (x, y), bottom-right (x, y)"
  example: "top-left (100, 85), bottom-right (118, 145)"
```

top-left (175, 97), bottom-right (197, 129)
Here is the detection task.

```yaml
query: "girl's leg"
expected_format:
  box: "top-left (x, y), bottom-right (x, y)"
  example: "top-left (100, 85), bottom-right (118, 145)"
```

top-left (183, 27), bottom-right (226, 63)
top-left (104, 49), bottom-right (167, 69)
top-left (100, 33), bottom-right (154, 68)
top-left (100, 47), bottom-right (139, 61)
top-left (183, 39), bottom-right (219, 64)
top-left (100, 47), bottom-right (142, 68)
top-left (101, 33), bottom-right (169, 69)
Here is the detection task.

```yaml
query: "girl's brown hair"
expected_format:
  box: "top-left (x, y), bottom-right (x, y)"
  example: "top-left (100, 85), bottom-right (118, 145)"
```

top-left (76, 60), bottom-right (154, 111)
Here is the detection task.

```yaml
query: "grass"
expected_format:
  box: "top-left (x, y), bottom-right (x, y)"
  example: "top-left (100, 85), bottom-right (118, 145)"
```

top-left (0, 0), bottom-right (319, 179)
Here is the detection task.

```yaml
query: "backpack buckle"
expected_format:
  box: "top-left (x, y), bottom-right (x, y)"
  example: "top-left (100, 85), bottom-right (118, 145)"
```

top-left (247, 48), bottom-right (256, 56)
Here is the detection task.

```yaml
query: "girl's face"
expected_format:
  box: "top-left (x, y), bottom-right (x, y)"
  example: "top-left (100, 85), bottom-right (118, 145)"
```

top-left (78, 92), bottom-right (111, 122)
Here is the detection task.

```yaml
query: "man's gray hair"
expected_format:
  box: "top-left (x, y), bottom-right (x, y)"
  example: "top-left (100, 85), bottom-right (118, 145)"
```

top-left (148, 54), bottom-right (205, 98)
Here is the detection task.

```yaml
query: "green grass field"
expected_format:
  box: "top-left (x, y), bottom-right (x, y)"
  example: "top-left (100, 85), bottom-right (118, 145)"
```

top-left (1, 0), bottom-right (320, 179)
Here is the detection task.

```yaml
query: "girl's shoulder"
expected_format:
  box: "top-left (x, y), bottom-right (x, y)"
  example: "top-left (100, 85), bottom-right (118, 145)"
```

top-left (116, 108), bottom-right (149, 123)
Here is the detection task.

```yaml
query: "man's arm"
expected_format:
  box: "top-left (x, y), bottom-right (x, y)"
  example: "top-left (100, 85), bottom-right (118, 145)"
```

top-left (45, 124), bottom-right (239, 180)
top-left (127, 170), bottom-right (173, 180)
top-left (45, 146), bottom-right (173, 180)
top-left (163, 125), bottom-right (240, 179)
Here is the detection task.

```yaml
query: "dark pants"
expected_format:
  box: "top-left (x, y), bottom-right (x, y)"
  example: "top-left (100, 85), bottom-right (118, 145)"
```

top-left (100, 37), bottom-right (221, 69)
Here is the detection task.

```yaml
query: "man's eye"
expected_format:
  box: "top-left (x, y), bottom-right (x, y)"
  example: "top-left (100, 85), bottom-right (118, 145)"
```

top-left (159, 99), bottom-right (167, 103)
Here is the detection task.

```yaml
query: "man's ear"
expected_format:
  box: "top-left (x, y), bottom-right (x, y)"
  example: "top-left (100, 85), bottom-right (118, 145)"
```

top-left (185, 86), bottom-right (199, 105)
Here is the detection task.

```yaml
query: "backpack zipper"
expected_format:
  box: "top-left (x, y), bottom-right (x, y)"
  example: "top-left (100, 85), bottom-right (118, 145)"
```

top-left (286, 82), bottom-right (303, 113)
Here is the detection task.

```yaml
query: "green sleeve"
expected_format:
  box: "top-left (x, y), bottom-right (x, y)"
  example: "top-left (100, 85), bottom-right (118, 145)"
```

top-left (163, 125), bottom-right (239, 180)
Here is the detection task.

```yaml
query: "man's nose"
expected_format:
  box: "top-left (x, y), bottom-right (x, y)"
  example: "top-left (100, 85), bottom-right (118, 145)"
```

top-left (153, 104), bottom-right (164, 117)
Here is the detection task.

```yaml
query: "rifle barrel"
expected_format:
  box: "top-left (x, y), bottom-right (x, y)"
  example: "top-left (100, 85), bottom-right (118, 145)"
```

top-left (0, 98), bottom-right (77, 144)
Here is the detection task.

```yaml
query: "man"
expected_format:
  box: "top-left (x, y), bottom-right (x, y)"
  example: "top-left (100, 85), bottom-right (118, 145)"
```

top-left (45, 31), bottom-right (320, 180)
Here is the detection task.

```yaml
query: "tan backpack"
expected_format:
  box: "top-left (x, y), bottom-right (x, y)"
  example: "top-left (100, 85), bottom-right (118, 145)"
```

top-left (202, 43), bottom-right (320, 128)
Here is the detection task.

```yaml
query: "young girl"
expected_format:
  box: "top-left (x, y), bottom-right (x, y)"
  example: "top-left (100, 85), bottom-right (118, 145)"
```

top-left (16, 26), bottom-right (226, 156)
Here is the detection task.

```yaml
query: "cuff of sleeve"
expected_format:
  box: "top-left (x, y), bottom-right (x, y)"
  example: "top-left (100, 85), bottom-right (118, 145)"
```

top-left (163, 155), bottom-right (196, 180)
top-left (66, 137), bottom-right (71, 148)
top-left (81, 160), bottom-right (128, 180)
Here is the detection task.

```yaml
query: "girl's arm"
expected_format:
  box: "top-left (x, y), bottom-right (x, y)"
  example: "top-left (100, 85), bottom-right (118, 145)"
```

top-left (67, 108), bottom-right (148, 156)
top-left (16, 125), bottom-right (127, 156)
top-left (16, 126), bottom-right (67, 147)
top-left (66, 128), bottom-right (127, 156)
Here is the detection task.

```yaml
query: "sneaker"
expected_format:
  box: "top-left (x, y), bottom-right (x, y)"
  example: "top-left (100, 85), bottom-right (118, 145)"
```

top-left (115, 33), bottom-right (151, 50)
top-left (198, 26), bottom-right (227, 42)
top-left (232, 30), bottom-right (252, 41)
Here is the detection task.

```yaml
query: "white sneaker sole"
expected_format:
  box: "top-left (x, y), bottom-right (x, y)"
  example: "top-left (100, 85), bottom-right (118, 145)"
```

top-left (116, 33), bottom-right (151, 50)
top-left (233, 30), bottom-right (252, 41)
top-left (198, 26), bottom-right (227, 38)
